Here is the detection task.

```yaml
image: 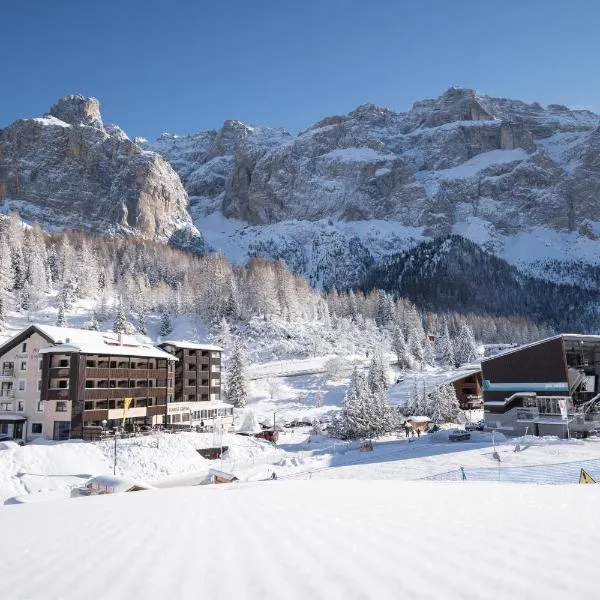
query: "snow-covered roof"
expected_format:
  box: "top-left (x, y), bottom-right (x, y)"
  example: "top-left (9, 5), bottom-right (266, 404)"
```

top-left (31, 326), bottom-right (176, 360)
top-left (161, 340), bottom-right (223, 352)
top-left (482, 334), bottom-right (600, 364)
top-left (84, 475), bottom-right (154, 493)
top-left (194, 401), bottom-right (234, 410)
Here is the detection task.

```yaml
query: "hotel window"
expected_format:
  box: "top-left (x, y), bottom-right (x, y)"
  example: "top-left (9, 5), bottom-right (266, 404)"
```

top-left (17, 401), bottom-right (24, 411)
top-left (22, 343), bottom-right (27, 352)
top-left (37, 401), bottom-right (43, 412)
top-left (20, 361), bottom-right (27, 371)
top-left (18, 380), bottom-right (26, 392)
top-left (56, 401), bottom-right (67, 412)
top-left (39, 359), bottom-right (43, 371)
top-left (31, 423), bottom-right (43, 434)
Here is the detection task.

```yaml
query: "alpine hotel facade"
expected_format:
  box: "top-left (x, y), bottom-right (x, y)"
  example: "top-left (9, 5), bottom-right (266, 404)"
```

top-left (0, 325), bottom-right (232, 441)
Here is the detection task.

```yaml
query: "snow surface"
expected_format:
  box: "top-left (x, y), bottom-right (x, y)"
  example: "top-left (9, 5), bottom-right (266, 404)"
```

top-left (1, 479), bottom-right (599, 599)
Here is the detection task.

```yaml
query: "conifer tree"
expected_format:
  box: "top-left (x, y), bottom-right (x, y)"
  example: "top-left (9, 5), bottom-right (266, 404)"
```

top-left (56, 302), bottom-right (66, 327)
top-left (226, 340), bottom-right (248, 408)
top-left (113, 302), bottom-right (128, 334)
top-left (436, 324), bottom-right (455, 368)
top-left (453, 323), bottom-right (478, 367)
top-left (392, 326), bottom-right (412, 370)
top-left (159, 309), bottom-right (173, 338)
top-left (87, 312), bottom-right (99, 331)
top-left (368, 353), bottom-right (389, 394)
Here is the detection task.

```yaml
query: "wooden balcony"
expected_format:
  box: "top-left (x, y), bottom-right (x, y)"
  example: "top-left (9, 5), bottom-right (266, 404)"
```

top-left (47, 389), bottom-right (70, 400)
top-left (50, 367), bottom-right (71, 378)
top-left (84, 387), bottom-right (169, 400)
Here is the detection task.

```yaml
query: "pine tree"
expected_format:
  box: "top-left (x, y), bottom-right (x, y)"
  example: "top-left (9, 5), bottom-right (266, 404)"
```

top-left (367, 353), bottom-right (389, 394)
top-left (453, 323), bottom-right (478, 367)
top-left (392, 326), bottom-right (412, 370)
top-left (159, 310), bottom-right (173, 338)
top-left (442, 384), bottom-right (461, 422)
top-left (226, 340), bottom-right (248, 408)
top-left (218, 316), bottom-right (232, 349)
top-left (423, 335), bottom-right (436, 367)
top-left (113, 302), bottom-right (128, 334)
top-left (0, 295), bottom-right (5, 324)
top-left (56, 302), bottom-right (66, 327)
top-left (87, 312), bottom-right (99, 331)
top-left (436, 324), bottom-right (455, 368)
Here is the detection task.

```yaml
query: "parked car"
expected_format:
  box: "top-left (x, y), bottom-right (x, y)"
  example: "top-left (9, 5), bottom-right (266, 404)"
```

top-left (0, 434), bottom-right (25, 446)
top-left (449, 430), bottom-right (471, 442)
top-left (465, 420), bottom-right (485, 432)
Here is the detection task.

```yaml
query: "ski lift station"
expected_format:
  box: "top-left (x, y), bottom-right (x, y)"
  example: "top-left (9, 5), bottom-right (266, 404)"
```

top-left (482, 334), bottom-right (600, 438)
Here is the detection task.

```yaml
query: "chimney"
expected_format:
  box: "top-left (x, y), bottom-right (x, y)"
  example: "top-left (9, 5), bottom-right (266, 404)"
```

top-left (118, 332), bottom-right (123, 345)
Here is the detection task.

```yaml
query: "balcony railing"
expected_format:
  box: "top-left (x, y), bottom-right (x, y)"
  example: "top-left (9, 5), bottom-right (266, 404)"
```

top-left (0, 369), bottom-right (15, 378)
top-left (0, 403), bottom-right (15, 411)
top-left (0, 391), bottom-right (15, 398)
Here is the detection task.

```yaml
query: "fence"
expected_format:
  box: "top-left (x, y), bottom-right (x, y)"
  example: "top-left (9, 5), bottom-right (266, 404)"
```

top-left (421, 457), bottom-right (600, 484)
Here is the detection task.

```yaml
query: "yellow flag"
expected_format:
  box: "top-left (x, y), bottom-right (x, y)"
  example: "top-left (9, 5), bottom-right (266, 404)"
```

top-left (122, 398), bottom-right (133, 429)
top-left (579, 468), bottom-right (596, 484)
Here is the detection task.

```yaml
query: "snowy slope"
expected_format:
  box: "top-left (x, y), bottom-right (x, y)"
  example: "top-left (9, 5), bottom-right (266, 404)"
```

top-left (1, 479), bottom-right (599, 599)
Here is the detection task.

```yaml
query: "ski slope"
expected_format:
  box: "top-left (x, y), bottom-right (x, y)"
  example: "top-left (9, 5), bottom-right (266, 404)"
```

top-left (1, 479), bottom-right (599, 600)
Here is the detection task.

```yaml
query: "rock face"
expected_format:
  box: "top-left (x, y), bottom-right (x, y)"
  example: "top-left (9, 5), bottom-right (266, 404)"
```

top-left (144, 87), bottom-right (600, 287)
top-left (0, 95), bottom-right (199, 245)
top-left (149, 87), bottom-right (599, 237)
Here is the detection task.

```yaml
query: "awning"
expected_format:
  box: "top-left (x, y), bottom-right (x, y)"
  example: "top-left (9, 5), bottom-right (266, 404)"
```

top-left (0, 413), bottom-right (27, 423)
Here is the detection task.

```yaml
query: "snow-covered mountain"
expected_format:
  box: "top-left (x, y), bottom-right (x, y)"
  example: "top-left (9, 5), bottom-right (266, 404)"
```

top-left (2, 88), bottom-right (600, 289)
top-left (0, 96), bottom-right (201, 248)
top-left (145, 87), bottom-right (600, 287)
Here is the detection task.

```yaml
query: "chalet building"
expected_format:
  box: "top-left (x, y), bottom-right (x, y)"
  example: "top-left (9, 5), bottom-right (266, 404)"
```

top-left (481, 334), bottom-right (600, 438)
top-left (0, 325), bottom-right (176, 441)
top-left (448, 368), bottom-right (483, 410)
top-left (158, 341), bottom-right (233, 431)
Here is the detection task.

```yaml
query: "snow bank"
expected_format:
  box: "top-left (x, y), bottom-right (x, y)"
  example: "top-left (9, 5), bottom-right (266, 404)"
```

top-left (0, 434), bottom-right (209, 503)
top-left (95, 433), bottom-right (208, 481)
top-left (1, 480), bottom-right (599, 599)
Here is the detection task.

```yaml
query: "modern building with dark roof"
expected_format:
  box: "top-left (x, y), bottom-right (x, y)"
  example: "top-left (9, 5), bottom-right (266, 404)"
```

top-left (481, 334), bottom-right (600, 437)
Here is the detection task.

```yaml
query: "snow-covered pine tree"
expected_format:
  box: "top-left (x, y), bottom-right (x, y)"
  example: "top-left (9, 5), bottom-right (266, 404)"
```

top-left (0, 295), bottom-right (5, 325)
top-left (408, 331), bottom-right (424, 367)
top-left (423, 334), bottom-right (436, 367)
top-left (436, 324), bottom-right (455, 368)
top-left (113, 302), bottom-right (128, 334)
top-left (311, 418), bottom-right (323, 436)
top-left (391, 326), bottom-right (412, 370)
top-left (218, 316), bottom-right (232, 350)
top-left (159, 309), bottom-right (173, 337)
top-left (56, 302), bottom-right (66, 327)
top-left (453, 323), bottom-right (478, 367)
top-left (428, 386), bottom-right (445, 424)
top-left (87, 312), bottom-right (99, 331)
top-left (442, 384), bottom-right (461, 422)
top-left (226, 340), bottom-right (248, 408)
top-left (367, 352), bottom-right (389, 394)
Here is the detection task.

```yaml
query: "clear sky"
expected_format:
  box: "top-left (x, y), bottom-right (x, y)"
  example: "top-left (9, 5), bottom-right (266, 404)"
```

top-left (2, 0), bottom-right (599, 139)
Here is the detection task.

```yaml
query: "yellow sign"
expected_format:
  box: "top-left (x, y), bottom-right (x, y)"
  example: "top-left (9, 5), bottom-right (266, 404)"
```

top-left (122, 398), bottom-right (133, 429)
top-left (579, 468), bottom-right (596, 484)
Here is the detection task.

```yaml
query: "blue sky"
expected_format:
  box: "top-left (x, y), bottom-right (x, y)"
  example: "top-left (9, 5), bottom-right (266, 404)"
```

top-left (2, 0), bottom-right (599, 139)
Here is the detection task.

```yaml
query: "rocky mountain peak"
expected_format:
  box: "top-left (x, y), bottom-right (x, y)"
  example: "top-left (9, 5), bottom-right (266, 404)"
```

top-left (48, 95), bottom-right (102, 127)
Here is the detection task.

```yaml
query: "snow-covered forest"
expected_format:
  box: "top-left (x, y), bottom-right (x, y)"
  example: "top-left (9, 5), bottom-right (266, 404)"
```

top-left (0, 213), bottom-right (553, 361)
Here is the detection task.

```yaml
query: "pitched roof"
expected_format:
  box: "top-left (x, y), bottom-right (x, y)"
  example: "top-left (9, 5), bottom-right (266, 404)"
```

top-left (160, 340), bottom-right (223, 352)
top-left (0, 324), bottom-right (176, 360)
